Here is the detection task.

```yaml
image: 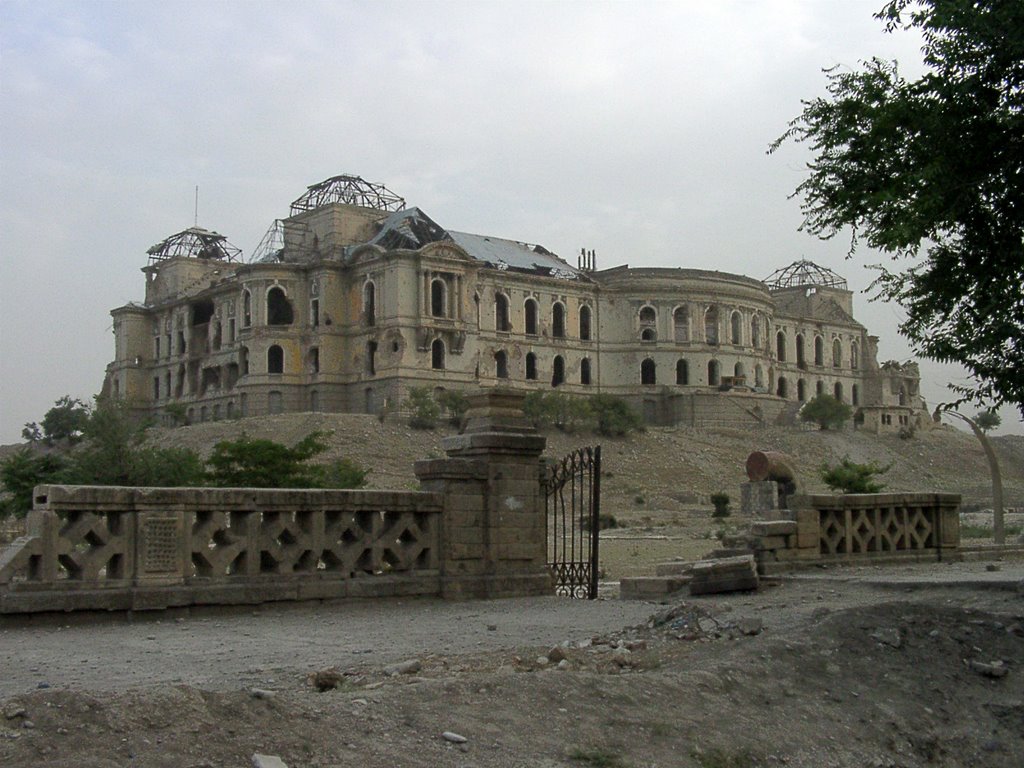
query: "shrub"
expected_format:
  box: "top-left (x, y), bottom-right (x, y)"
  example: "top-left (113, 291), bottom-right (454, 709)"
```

top-left (710, 492), bottom-right (731, 518)
top-left (799, 394), bottom-right (853, 430)
top-left (406, 387), bottom-right (440, 430)
top-left (820, 456), bottom-right (890, 494)
top-left (22, 395), bottom-right (91, 446)
top-left (206, 431), bottom-right (331, 488)
top-left (0, 448), bottom-right (68, 518)
top-left (436, 390), bottom-right (469, 427)
top-left (974, 409), bottom-right (1001, 432)
top-left (590, 394), bottom-right (644, 436)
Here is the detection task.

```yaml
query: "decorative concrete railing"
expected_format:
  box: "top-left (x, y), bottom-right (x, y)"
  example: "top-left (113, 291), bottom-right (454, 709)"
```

top-left (0, 485), bottom-right (443, 613)
top-left (750, 492), bottom-right (961, 572)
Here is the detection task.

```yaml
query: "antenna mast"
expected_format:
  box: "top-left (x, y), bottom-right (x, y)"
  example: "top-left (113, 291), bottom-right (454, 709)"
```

top-left (194, 185), bottom-right (199, 226)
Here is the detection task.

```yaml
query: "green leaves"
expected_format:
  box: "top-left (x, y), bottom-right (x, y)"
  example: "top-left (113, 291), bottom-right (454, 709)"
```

top-left (774, 0), bottom-right (1024, 417)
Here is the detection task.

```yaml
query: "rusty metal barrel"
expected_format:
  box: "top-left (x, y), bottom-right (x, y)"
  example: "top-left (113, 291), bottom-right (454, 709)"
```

top-left (745, 451), bottom-right (796, 483)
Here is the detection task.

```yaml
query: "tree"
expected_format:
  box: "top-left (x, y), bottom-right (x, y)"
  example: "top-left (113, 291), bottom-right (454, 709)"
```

top-left (800, 394), bottom-right (853, 430)
top-left (405, 387), bottom-right (440, 430)
top-left (22, 396), bottom-right (91, 446)
top-left (821, 457), bottom-right (891, 494)
top-left (436, 390), bottom-right (470, 427)
top-left (772, 0), bottom-right (1024, 418)
top-left (589, 394), bottom-right (644, 437)
top-left (206, 432), bottom-right (329, 488)
top-left (974, 409), bottom-right (1001, 432)
top-left (0, 449), bottom-right (68, 518)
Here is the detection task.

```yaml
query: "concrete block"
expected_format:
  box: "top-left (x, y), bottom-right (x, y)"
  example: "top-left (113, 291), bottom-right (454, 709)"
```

top-left (749, 521), bottom-right (797, 537)
top-left (620, 575), bottom-right (691, 600)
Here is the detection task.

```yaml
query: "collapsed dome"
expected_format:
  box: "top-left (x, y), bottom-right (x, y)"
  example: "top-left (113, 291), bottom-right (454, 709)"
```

top-left (289, 174), bottom-right (406, 215)
top-left (146, 227), bottom-right (242, 264)
top-left (764, 259), bottom-right (847, 291)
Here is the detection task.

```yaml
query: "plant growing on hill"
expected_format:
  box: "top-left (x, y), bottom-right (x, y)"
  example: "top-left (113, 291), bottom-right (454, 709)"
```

top-left (590, 394), bottom-right (644, 436)
top-left (0, 449), bottom-right (69, 518)
top-left (22, 395), bottom-right (91, 446)
top-left (799, 394), bottom-right (853, 430)
top-left (820, 457), bottom-right (891, 494)
top-left (710, 492), bottom-right (731, 518)
top-left (406, 387), bottom-right (440, 430)
top-left (436, 389), bottom-right (469, 427)
top-left (206, 431), bottom-right (356, 488)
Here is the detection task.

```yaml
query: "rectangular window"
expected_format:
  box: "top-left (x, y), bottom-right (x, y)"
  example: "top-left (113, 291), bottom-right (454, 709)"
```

top-left (311, 299), bottom-right (320, 327)
top-left (154, 337), bottom-right (161, 359)
top-left (153, 377), bottom-right (160, 399)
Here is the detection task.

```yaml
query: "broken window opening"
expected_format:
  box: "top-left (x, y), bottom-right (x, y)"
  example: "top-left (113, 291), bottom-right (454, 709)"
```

top-left (551, 355), bottom-right (565, 387)
top-left (704, 306), bottom-right (719, 345)
top-left (751, 315), bottom-right (761, 349)
top-left (796, 333), bottom-right (806, 368)
top-left (526, 352), bottom-right (538, 381)
top-left (495, 350), bottom-right (508, 379)
top-left (641, 358), bottom-right (656, 386)
top-left (366, 341), bottom-right (377, 376)
top-left (852, 384), bottom-right (860, 406)
top-left (364, 282), bottom-right (376, 326)
top-left (754, 364), bottom-right (764, 388)
top-left (639, 306), bottom-right (656, 324)
top-left (153, 377), bottom-right (160, 400)
top-left (242, 290), bottom-right (252, 327)
top-left (309, 347), bottom-right (320, 374)
top-left (267, 345), bottom-right (284, 374)
top-left (267, 287), bottom-right (294, 326)
top-left (154, 337), bottom-right (161, 359)
top-left (777, 377), bottom-right (789, 398)
top-left (580, 357), bottom-right (591, 385)
top-left (676, 359), bottom-right (689, 386)
top-left (798, 379), bottom-right (807, 401)
top-left (431, 339), bottom-right (445, 370)
top-left (431, 279), bottom-right (446, 318)
top-left (579, 304), bottom-right (592, 341)
top-left (776, 331), bottom-right (787, 362)
top-left (552, 302), bottom-right (566, 338)
top-left (834, 382), bottom-right (844, 402)
top-left (814, 335), bottom-right (824, 366)
top-left (311, 299), bottom-right (319, 327)
top-left (673, 307), bottom-right (689, 343)
top-left (495, 293), bottom-right (510, 332)
top-left (524, 299), bottom-right (538, 335)
top-left (191, 300), bottom-right (215, 326)
top-left (177, 331), bottom-right (187, 356)
top-left (641, 328), bottom-right (656, 342)
top-left (816, 380), bottom-right (825, 396)
top-left (240, 347), bottom-right (249, 376)
top-left (850, 342), bottom-right (860, 370)
top-left (832, 339), bottom-right (842, 368)
top-left (707, 360), bottom-right (720, 386)
top-left (730, 311), bottom-right (742, 345)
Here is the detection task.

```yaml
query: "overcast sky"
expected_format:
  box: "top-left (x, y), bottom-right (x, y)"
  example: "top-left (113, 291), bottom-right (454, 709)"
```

top-left (1, 0), bottom-right (1019, 441)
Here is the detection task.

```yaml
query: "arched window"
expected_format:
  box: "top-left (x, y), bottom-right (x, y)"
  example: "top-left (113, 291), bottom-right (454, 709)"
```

top-left (751, 315), bottom-right (761, 349)
top-left (366, 341), bottom-right (377, 375)
top-left (834, 382), bottom-right (844, 402)
top-left (777, 377), bottom-right (789, 398)
top-left (850, 342), bottom-right (860, 370)
top-left (833, 338), bottom-right (842, 368)
top-left (734, 362), bottom-right (745, 380)
top-left (267, 345), bottom-right (284, 374)
top-left (755, 364), bottom-right (764, 387)
top-left (816, 380), bottom-right (825, 396)
top-left (267, 287), bottom-right (293, 325)
top-left (551, 302), bottom-right (566, 338)
top-left (552, 355), bottom-right (565, 387)
top-left (641, 328), bottom-right (656, 342)
top-left (796, 333), bottom-right (806, 367)
top-left (431, 339), bottom-right (445, 370)
top-left (526, 352), bottom-right (538, 380)
top-left (495, 350), bottom-right (508, 379)
top-left (814, 335), bottom-right (824, 366)
top-left (798, 379), bottom-right (806, 401)
top-left (242, 289), bottom-right (252, 327)
top-left (580, 357), bottom-right (592, 385)
top-left (495, 293), bottom-right (510, 332)
top-left (708, 360), bottom-right (720, 386)
top-left (524, 299), bottom-right (538, 335)
top-left (579, 305), bottom-right (592, 340)
top-left (676, 359), bottom-right (689, 385)
top-left (239, 347), bottom-right (249, 376)
top-left (730, 311), bottom-right (742, 345)
top-left (704, 306), bottom-right (719, 344)
top-left (852, 384), bottom-right (860, 405)
top-left (639, 306), bottom-right (656, 324)
top-left (674, 306), bottom-right (689, 342)
top-left (776, 331), bottom-right (787, 361)
top-left (364, 282), bottom-right (376, 326)
top-left (641, 358), bottom-right (656, 385)
top-left (430, 279), bottom-right (446, 317)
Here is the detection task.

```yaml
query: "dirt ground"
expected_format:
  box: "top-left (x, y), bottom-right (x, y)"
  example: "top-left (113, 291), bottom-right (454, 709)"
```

top-left (1, 561), bottom-right (1022, 768)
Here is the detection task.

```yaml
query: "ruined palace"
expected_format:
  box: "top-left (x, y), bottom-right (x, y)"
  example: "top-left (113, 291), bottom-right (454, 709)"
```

top-left (103, 174), bottom-right (927, 432)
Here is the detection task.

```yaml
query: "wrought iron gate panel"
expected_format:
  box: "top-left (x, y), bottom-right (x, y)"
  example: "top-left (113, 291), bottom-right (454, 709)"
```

top-left (543, 445), bottom-right (601, 599)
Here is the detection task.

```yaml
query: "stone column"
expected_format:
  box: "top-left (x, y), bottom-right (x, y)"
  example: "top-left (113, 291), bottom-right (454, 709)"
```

top-left (415, 388), bottom-right (550, 599)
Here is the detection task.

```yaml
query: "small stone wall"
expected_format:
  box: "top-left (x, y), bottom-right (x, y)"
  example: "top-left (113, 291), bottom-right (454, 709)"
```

top-left (752, 492), bottom-right (961, 573)
top-left (0, 485), bottom-right (444, 613)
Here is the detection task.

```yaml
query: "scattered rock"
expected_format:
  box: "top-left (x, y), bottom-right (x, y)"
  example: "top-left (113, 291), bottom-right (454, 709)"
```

top-left (738, 618), bottom-right (764, 636)
top-left (250, 688), bottom-right (277, 700)
top-left (870, 628), bottom-right (903, 648)
top-left (611, 647), bottom-right (633, 668)
top-left (442, 731), bottom-right (467, 744)
top-left (21, 721), bottom-right (34, 730)
top-left (557, 659), bottom-right (571, 670)
top-left (252, 755), bottom-right (289, 768)
top-left (547, 646), bottom-right (567, 663)
top-left (969, 660), bottom-right (1008, 679)
top-left (384, 659), bottom-right (422, 677)
top-left (2, 704), bottom-right (26, 720)
top-left (487, 624), bottom-right (497, 631)
top-left (310, 668), bottom-right (344, 692)
top-left (985, 564), bottom-right (1000, 572)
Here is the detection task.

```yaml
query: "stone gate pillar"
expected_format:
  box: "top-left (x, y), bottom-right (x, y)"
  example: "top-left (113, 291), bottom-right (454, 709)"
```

top-left (414, 388), bottom-right (550, 599)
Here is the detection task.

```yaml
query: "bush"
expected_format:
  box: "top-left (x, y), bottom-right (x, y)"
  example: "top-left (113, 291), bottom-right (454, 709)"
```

top-left (436, 390), bottom-right (469, 427)
top-left (590, 394), bottom-right (644, 436)
top-left (406, 387), bottom-right (440, 430)
top-left (0, 448), bottom-right (68, 518)
top-left (206, 431), bottom-right (332, 488)
top-left (710, 492), bottom-right (731, 518)
top-left (820, 457), bottom-right (890, 494)
top-left (799, 394), bottom-right (853, 430)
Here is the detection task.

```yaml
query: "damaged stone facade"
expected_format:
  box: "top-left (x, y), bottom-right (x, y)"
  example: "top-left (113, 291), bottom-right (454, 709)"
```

top-left (102, 174), bottom-right (929, 432)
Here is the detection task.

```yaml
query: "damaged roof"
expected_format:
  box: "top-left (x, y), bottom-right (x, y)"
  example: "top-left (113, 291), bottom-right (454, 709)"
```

top-left (146, 227), bottom-right (242, 264)
top-left (764, 259), bottom-right (848, 291)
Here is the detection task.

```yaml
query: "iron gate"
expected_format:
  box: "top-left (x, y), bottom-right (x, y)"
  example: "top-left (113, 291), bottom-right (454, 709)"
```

top-left (543, 445), bottom-right (601, 599)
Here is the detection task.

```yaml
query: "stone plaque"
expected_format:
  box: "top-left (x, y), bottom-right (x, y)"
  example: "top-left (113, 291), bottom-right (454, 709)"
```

top-left (142, 514), bottom-right (180, 573)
